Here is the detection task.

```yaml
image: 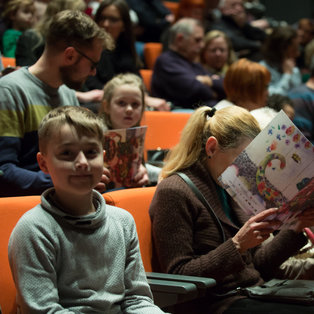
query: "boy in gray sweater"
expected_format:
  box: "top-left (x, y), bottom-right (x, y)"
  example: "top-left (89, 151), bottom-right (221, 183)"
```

top-left (8, 106), bottom-right (165, 313)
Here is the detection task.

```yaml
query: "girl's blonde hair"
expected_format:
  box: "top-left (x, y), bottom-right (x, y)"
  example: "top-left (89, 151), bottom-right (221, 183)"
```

top-left (99, 73), bottom-right (146, 129)
top-left (161, 105), bottom-right (260, 178)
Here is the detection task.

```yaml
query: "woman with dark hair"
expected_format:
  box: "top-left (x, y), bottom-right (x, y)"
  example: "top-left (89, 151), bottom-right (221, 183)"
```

top-left (85, 0), bottom-right (170, 111)
top-left (86, 0), bottom-right (140, 90)
top-left (260, 25), bottom-right (302, 96)
top-left (85, 0), bottom-right (140, 90)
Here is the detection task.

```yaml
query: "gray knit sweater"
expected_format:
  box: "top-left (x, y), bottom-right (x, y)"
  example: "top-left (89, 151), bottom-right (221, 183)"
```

top-left (9, 188), bottom-right (165, 313)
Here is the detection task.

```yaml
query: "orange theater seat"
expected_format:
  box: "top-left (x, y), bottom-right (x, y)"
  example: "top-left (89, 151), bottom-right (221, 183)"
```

top-left (0, 190), bottom-right (216, 312)
top-left (163, 1), bottom-right (180, 17)
top-left (143, 42), bottom-right (163, 70)
top-left (104, 186), bottom-right (156, 271)
top-left (141, 111), bottom-right (192, 160)
top-left (0, 195), bottom-right (41, 314)
top-left (1, 56), bottom-right (16, 68)
top-left (140, 69), bottom-right (153, 93)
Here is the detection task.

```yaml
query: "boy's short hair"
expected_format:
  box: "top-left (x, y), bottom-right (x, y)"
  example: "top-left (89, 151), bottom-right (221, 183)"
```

top-left (45, 10), bottom-right (114, 51)
top-left (38, 106), bottom-right (105, 153)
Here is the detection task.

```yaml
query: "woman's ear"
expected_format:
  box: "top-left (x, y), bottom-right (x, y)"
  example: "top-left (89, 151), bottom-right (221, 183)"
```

top-left (37, 152), bottom-right (49, 174)
top-left (205, 136), bottom-right (218, 159)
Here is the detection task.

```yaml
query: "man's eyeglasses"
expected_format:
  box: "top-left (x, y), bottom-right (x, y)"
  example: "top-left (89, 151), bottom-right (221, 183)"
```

top-left (74, 47), bottom-right (99, 70)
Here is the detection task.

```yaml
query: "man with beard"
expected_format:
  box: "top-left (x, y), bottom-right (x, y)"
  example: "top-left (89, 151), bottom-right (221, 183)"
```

top-left (0, 10), bottom-right (113, 196)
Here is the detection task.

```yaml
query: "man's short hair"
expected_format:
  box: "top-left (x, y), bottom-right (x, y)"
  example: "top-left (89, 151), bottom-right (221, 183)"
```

top-left (38, 106), bottom-right (105, 153)
top-left (168, 18), bottom-right (203, 46)
top-left (45, 10), bottom-right (113, 51)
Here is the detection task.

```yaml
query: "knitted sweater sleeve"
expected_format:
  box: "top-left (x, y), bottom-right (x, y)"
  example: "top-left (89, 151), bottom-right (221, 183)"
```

top-left (0, 86), bottom-right (53, 196)
top-left (149, 178), bottom-right (247, 281)
top-left (8, 208), bottom-right (75, 313)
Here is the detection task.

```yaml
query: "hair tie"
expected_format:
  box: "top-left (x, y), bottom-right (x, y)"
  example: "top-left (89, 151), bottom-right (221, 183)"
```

top-left (206, 108), bottom-right (216, 120)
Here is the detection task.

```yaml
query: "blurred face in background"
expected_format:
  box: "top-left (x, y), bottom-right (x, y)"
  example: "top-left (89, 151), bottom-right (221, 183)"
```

top-left (177, 24), bottom-right (204, 62)
top-left (97, 4), bottom-right (124, 41)
top-left (220, 0), bottom-right (244, 17)
top-left (12, 4), bottom-right (35, 30)
top-left (297, 19), bottom-right (314, 46)
top-left (203, 36), bottom-right (228, 71)
top-left (285, 37), bottom-right (300, 60)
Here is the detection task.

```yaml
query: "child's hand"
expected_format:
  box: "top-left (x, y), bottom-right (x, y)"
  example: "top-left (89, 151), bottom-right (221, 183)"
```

top-left (94, 167), bottom-right (111, 193)
top-left (131, 164), bottom-right (149, 187)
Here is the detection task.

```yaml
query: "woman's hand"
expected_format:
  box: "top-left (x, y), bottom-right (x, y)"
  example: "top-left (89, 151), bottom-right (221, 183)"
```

top-left (232, 208), bottom-right (280, 253)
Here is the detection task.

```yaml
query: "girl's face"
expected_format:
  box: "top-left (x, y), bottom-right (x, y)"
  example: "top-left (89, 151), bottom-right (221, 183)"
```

top-left (98, 5), bottom-right (124, 41)
top-left (203, 36), bottom-right (229, 71)
top-left (107, 84), bottom-right (144, 129)
top-left (12, 5), bottom-right (34, 31)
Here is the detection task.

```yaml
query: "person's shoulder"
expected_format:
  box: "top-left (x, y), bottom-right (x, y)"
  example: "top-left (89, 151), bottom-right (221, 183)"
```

top-left (0, 67), bottom-right (29, 86)
top-left (11, 203), bottom-right (52, 235)
top-left (156, 174), bottom-right (188, 195)
top-left (59, 85), bottom-right (78, 99)
top-left (106, 204), bottom-right (135, 225)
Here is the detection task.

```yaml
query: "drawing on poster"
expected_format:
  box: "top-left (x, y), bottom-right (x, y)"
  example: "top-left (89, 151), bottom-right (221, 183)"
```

top-left (219, 111), bottom-right (314, 227)
top-left (103, 126), bottom-right (147, 187)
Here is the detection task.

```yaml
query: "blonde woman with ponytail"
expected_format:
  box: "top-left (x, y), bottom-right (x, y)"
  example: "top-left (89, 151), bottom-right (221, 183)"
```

top-left (150, 105), bottom-right (314, 314)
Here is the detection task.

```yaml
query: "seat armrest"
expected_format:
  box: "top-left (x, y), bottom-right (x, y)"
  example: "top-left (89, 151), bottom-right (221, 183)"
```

top-left (146, 272), bottom-right (216, 290)
top-left (147, 278), bottom-right (198, 308)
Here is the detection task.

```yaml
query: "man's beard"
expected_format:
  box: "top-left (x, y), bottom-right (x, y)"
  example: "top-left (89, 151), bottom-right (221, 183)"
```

top-left (60, 65), bottom-right (85, 90)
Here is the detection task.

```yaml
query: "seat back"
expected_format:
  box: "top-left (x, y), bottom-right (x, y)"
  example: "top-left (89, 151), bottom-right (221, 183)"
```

top-left (103, 187), bottom-right (156, 272)
top-left (0, 195), bottom-right (41, 314)
top-left (0, 188), bottom-right (156, 312)
top-left (163, 1), bottom-right (180, 17)
top-left (141, 111), bottom-right (192, 159)
top-left (1, 57), bottom-right (16, 68)
top-left (143, 42), bottom-right (163, 70)
top-left (140, 69), bottom-right (153, 93)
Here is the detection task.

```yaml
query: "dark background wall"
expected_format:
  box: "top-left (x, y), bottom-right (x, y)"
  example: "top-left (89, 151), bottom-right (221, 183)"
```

top-left (260, 0), bottom-right (314, 25)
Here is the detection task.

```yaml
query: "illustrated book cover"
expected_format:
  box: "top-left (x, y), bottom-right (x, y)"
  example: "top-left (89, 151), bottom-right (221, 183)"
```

top-left (103, 126), bottom-right (147, 187)
top-left (218, 110), bottom-right (314, 227)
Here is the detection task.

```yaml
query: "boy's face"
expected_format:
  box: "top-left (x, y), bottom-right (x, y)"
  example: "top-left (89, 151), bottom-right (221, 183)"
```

top-left (37, 123), bottom-right (104, 198)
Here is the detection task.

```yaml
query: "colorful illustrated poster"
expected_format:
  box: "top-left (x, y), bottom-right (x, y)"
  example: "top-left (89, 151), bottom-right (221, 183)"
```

top-left (218, 111), bottom-right (314, 227)
top-left (103, 126), bottom-right (147, 187)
